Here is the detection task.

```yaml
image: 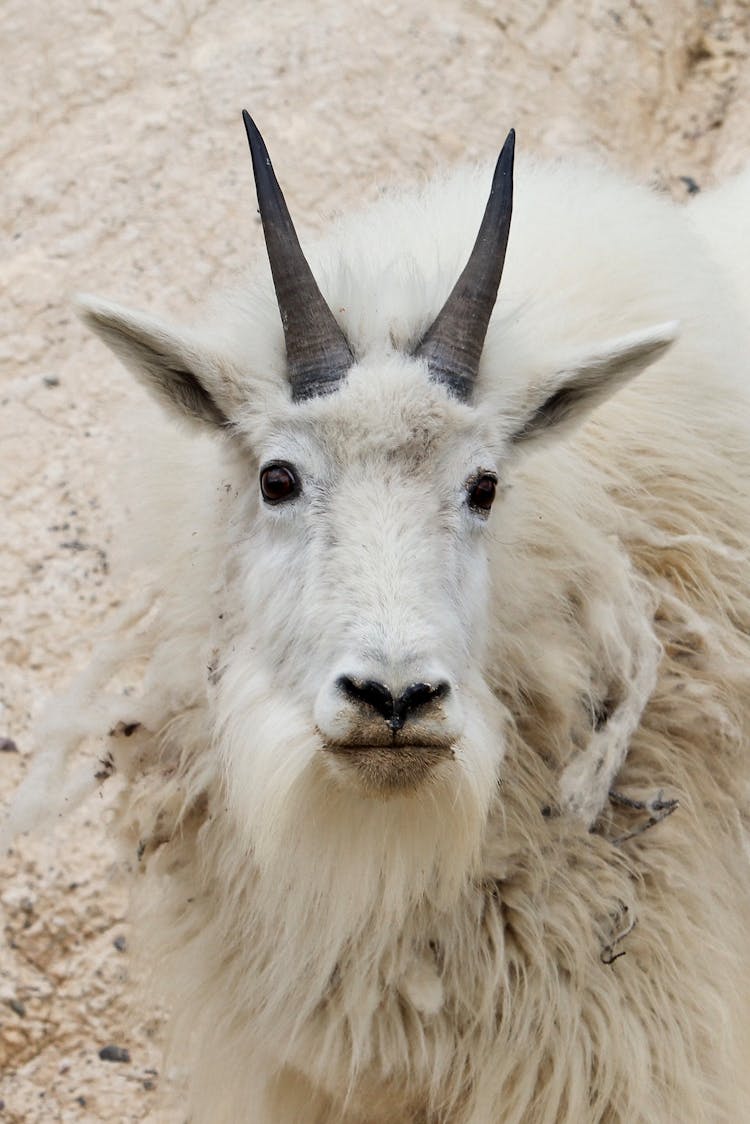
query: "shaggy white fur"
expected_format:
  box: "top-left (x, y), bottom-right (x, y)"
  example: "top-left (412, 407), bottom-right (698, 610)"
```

top-left (7, 146), bottom-right (750, 1122)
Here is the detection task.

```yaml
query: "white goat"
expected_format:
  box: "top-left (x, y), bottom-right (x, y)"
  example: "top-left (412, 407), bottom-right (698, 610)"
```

top-left (10, 118), bottom-right (750, 1122)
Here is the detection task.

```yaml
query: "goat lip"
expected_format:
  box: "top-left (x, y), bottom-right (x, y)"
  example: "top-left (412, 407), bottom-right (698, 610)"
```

top-left (319, 725), bottom-right (456, 752)
top-left (324, 741), bottom-right (454, 758)
top-left (323, 746), bottom-right (449, 755)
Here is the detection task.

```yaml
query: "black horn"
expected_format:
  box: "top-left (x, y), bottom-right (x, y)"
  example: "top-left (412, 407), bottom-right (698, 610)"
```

top-left (243, 111), bottom-right (354, 400)
top-left (415, 129), bottom-right (515, 400)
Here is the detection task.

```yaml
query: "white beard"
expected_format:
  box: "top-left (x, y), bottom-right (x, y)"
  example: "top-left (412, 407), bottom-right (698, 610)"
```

top-left (214, 647), bottom-right (508, 1029)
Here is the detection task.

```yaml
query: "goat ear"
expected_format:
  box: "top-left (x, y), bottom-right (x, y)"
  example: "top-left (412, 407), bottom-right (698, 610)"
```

top-left (511, 321), bottom-right (679, 446)
top-left (77, 295), bottom-right (237, 430)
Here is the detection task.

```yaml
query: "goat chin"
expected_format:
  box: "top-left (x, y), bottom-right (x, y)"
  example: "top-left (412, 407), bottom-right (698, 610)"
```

top-left (322, 742), bottom-right (455, 798)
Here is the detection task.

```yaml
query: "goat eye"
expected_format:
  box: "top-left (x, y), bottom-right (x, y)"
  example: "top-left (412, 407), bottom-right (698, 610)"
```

top-left (260, 463), bottom-right (299, 504)
top-left (468, 473), bottom-right (497, 513)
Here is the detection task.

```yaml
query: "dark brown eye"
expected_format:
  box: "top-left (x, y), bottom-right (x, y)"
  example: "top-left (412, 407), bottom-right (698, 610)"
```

top-left (468, 473), bottom-right (497, 513)
top-left (260, 463), bottom-right (300, 504)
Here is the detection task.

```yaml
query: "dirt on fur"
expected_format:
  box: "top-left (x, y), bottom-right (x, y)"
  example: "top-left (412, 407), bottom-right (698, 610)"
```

top-left (2, 1), bottom-right (749, 1119)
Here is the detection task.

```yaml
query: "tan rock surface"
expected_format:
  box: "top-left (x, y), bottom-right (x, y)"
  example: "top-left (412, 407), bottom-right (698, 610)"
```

top-left (2, 1), bottom-right (749, 1119)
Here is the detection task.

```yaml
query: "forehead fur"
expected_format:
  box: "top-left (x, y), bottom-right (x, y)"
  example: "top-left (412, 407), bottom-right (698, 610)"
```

top-left (249, 352), bottom-right (490, 465)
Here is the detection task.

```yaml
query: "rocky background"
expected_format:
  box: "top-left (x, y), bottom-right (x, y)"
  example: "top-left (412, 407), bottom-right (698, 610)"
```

top-left (2, 1), bottom-right (749, 1119)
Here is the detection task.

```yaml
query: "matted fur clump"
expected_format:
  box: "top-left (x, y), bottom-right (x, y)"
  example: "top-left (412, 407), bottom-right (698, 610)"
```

top-left (8, 126), bottom-right (750, 1123)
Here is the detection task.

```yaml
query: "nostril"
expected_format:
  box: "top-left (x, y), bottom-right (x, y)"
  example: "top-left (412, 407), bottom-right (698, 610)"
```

top-left (337, 676), bottom-right (395, 722)
top-left (393, 681), bottom-right (450, 730)
top-left (400, 681), bottom-right (449, 712)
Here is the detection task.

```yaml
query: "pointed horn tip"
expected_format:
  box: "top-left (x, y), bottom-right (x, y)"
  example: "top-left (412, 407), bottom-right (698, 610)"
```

top-left (242, 110), bottom-right (261, 147)
top-left (501, 128), bottom-right (516, 162)
top-left (242, 111), bottom-right (274, 179)
top-left (491, 128), bottom-right (516, 193)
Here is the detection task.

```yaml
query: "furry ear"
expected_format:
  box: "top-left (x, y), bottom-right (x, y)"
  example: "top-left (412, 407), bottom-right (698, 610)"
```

top-left (512, 321), bottom-right (679, 445)
top-left (77, 295), bottom-right (240, 429)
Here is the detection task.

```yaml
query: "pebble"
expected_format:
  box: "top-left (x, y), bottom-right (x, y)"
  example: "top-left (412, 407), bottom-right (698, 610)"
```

top-left (0, 736), bottom-right (18, 753)
top-left (98, 1044), bottom-right (131, 1063)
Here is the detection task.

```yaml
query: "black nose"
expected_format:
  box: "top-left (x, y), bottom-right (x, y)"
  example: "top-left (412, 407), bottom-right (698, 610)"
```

top-left (337, 677), bottom-right (449, 731)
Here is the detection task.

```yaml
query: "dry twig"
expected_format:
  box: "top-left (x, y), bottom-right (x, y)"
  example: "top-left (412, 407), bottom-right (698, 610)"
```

top-left (608, 789), bottom-right (679, 846)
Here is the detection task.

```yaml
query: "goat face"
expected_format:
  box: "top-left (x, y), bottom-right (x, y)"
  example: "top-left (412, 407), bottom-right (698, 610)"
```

top-left (233, 352), bottom-right (504, 799)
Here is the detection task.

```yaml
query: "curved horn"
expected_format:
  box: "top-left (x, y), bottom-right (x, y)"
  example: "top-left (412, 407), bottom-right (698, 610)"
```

top-left (415, 129), bottom-right (515, 400)
top-left (242, 111), bottom-right (354, 400)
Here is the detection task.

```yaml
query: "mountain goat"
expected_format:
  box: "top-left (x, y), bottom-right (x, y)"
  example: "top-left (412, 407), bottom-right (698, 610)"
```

top-left (9, 115), bottom-right (750, 1122)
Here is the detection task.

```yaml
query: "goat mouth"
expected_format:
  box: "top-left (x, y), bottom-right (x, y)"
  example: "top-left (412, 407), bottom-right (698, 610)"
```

top-left (325, 742), bottom-right (454, 795)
